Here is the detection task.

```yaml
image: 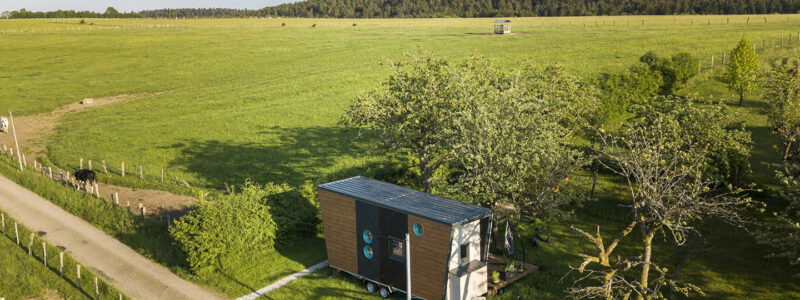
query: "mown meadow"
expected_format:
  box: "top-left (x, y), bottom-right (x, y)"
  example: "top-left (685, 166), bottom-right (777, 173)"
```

top-left (2, 15), bottom-right (800, 299)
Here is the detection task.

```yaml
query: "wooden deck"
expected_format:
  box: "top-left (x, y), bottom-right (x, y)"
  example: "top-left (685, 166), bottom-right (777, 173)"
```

top-left (486, 254), bottom-right (538, 295)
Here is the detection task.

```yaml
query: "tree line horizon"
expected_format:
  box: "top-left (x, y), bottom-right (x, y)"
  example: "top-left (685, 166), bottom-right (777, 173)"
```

top-left (5, 0), bottom-right (800, 19)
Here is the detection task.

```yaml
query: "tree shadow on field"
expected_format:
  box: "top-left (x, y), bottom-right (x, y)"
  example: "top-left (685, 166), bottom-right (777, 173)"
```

top-left (169, 126), bottom-right (373, 188)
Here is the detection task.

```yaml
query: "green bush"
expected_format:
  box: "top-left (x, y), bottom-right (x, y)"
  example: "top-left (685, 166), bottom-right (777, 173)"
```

top-left (593, 62), bottom-right (662, 124)
top-left (639, 51), bottom-right (698, 95)
top-left (671, 52), bottom-right (699, 87)
top-left (170, 181), bottom-right (278, 274)
top-left (264, 181), bottom-right (321, 242)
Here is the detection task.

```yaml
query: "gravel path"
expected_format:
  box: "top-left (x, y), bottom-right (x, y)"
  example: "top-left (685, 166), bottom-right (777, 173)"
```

top-left (0, 174), bottom-right (225, 300)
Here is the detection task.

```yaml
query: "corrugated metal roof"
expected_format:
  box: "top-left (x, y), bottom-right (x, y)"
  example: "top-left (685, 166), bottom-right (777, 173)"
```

top-left (319, 176), bottom-right (492, 225)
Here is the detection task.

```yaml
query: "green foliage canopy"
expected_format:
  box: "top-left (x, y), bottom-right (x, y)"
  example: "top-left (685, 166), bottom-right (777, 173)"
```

top-left (342, 51), bottom-right (471, 193)
top-left (724, 37), bottom-right (760, 105)
top-left (449, 62), bottom-right (595, 219)
top-left (170, 181), bottom-right (278, 274)
top-left (762, 57), bottom-right (800, 174)
top-left (630, 96), bottom-right (753, 185)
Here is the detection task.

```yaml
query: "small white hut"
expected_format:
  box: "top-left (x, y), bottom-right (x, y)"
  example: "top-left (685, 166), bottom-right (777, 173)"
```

top-left (494, 19), bottom-right (511, 34)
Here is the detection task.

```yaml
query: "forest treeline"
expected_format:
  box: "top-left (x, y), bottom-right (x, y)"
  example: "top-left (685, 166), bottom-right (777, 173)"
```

top-left (2, 7), bottom-right (140, 19)
top-left (4, 0), bottom-right (800, 19)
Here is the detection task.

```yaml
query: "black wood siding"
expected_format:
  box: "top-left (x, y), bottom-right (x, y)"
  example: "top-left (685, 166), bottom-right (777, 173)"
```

top-left (379, 207), bottom-right (408, 288)
top-left (356, 200), bottom-right (380, 281)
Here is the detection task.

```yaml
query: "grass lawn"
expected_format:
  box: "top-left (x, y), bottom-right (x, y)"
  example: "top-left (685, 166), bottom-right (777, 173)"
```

top-left (0, 229), bottom-right (92, 299)
top-left (3, 15), bottom-right (800, 299)
top-left (1, 15), bottom-right (800, 188)
top-left (0, 208), bottom-right (125, 299)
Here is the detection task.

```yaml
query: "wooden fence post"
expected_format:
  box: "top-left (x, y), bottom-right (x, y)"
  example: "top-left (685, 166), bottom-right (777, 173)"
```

top-left (22, 153), bottom-right (26, 167)
top-left (80, 158), bottom-right (84, 169)
top-left (88, 160), bottom-right (92, 170)
top-left (77, 264), bottom-right (81, 289)
top-left (60, 252), bottom-right (64, 277)
top-left (102, 160), bottom-right (108, 174)
top-left (711, 56), bottom-right (714, 68)
top-left (42, 242), bottom-right (47, 265)
top-left (28, 232), bottom-right (34, 255)
top-left (161, 169), bottom-right (164, 182)
top-left (126, 201), bottom-right (130, 212)
top-left (94, 182), bottom-right (100, 198)
top-left (114, 192), bottom-right (119, 206)
top-left (139, 165), bottom-right (143, 180)
top-left (94, 277), bottom-right (99, 300)
top-left (49, 167), bottom-right (53, 179)
top-left (121, 161), bottom-right (125, 177)
top-left (14, 222), bottom-right (19, 245)
top-left (1, 213), bottom-right (4, 234)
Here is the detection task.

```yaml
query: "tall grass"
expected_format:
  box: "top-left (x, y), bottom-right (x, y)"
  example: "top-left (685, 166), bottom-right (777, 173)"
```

top-left (0, 208), bottom-right (127, 299)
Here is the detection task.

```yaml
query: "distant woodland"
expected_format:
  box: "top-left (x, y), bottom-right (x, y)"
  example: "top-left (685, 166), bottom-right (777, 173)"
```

top-left (4, 0), bottom-right (800, 19)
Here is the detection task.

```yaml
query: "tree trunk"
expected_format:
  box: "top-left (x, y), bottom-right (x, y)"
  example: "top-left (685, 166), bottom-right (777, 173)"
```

top-left (638, 231), bottom-right (656, 300)
top-left (419, 153), bottom-right (431, 193)
top-left (738, 92), bottom-right (744, 105)
top-left (590, 136), bottom-right (603, 198)
top-left (784, 140), bottom-right (794, 175)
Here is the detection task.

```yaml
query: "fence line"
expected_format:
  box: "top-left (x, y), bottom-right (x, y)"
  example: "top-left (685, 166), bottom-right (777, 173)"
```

top-left (0, 145), bottom-right (195, 225)
top-left (0, 208), bottom-right (126, 299)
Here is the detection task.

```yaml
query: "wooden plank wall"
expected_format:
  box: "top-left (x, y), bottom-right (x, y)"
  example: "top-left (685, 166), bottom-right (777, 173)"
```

top-left (319, 189), bottom-right (357, 274)
top-left (408, 215), bottom-right (452, 300)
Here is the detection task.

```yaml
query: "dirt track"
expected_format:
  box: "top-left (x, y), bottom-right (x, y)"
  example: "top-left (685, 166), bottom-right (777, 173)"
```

top-left (0, 93), bottom-right (198, 218)
top-left (0, 174), bottom-right (224, 300)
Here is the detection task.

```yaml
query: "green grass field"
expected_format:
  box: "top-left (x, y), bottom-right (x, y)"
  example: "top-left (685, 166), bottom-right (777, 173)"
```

top-left (2, 15), bottom-right (800, 188)
top-left (3, 15), bottom-right (800, 299)
top-left (0, 207), bottom-right (125, 299)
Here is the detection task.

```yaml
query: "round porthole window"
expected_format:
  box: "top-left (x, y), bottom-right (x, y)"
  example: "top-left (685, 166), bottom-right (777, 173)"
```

top-left (363, 230), bottom-right (373, 244)
top-left (413, 222), bottom-right (424, 236)
top-left (363, 245), bottom-right (373, 259)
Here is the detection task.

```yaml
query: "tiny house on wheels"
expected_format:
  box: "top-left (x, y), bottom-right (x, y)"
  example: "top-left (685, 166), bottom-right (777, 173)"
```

top-left (494, 19), bottom-right (511, 34)
top-left (319, 176), bottom-right (493, 300)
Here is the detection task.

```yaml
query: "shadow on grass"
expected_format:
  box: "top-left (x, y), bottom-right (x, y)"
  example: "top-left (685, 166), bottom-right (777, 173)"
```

top-left (168, 126), bottom-right (372, 187)
top-left (747, 125), bottom-right (782, 188)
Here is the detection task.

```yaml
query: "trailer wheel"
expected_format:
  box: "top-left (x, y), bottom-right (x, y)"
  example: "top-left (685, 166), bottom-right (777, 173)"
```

top-left (365, 281), bottom-right (377, 293)
top-left (379, 286), bottom-right (391, 298)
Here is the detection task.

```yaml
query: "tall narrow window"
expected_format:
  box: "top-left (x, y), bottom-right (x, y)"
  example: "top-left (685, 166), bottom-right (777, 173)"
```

top-left (460, 243), bottom-right (469, 264)
top-left (389, 237), bottom-right (405, 262)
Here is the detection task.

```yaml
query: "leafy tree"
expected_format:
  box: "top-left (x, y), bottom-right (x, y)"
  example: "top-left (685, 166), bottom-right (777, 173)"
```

top-left (754, 57), bottom-right (800, 277)
top-left (762, 57), bottom-right (800, 175)
top-left (671, 52), bottom-right (700, 87)
top-left (755, 171), bottom-right (800, 278)
top-left (170, 181), bottom-right (278, 274)
top-left (724, 37), bottom-right (760, 105)
top-left (634, 97), bottom-right (753, 185)
top-left (569, 98), bottom-right (758, 299)
top-left (341, 51), bottom-right (491, 193)
top-left (449, 62), bottom-right (595, 219)
top-left (104, 7), bottom-right (120, 17)
top-left (639, 51), bottom-right (698, 95)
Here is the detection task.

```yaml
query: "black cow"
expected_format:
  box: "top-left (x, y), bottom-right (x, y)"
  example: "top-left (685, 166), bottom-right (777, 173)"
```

top-left (74, 169), bottom-right (97, 184)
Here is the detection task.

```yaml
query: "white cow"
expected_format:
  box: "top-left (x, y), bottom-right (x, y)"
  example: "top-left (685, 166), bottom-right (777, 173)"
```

top-left (0, 117), bottom-right (8, 133)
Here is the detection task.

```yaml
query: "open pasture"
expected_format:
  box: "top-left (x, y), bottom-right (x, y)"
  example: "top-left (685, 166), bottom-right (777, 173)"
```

top-left (3, 15), bottom-right (800, 299)
top-left (3, 15), bottom-right (800, 188)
